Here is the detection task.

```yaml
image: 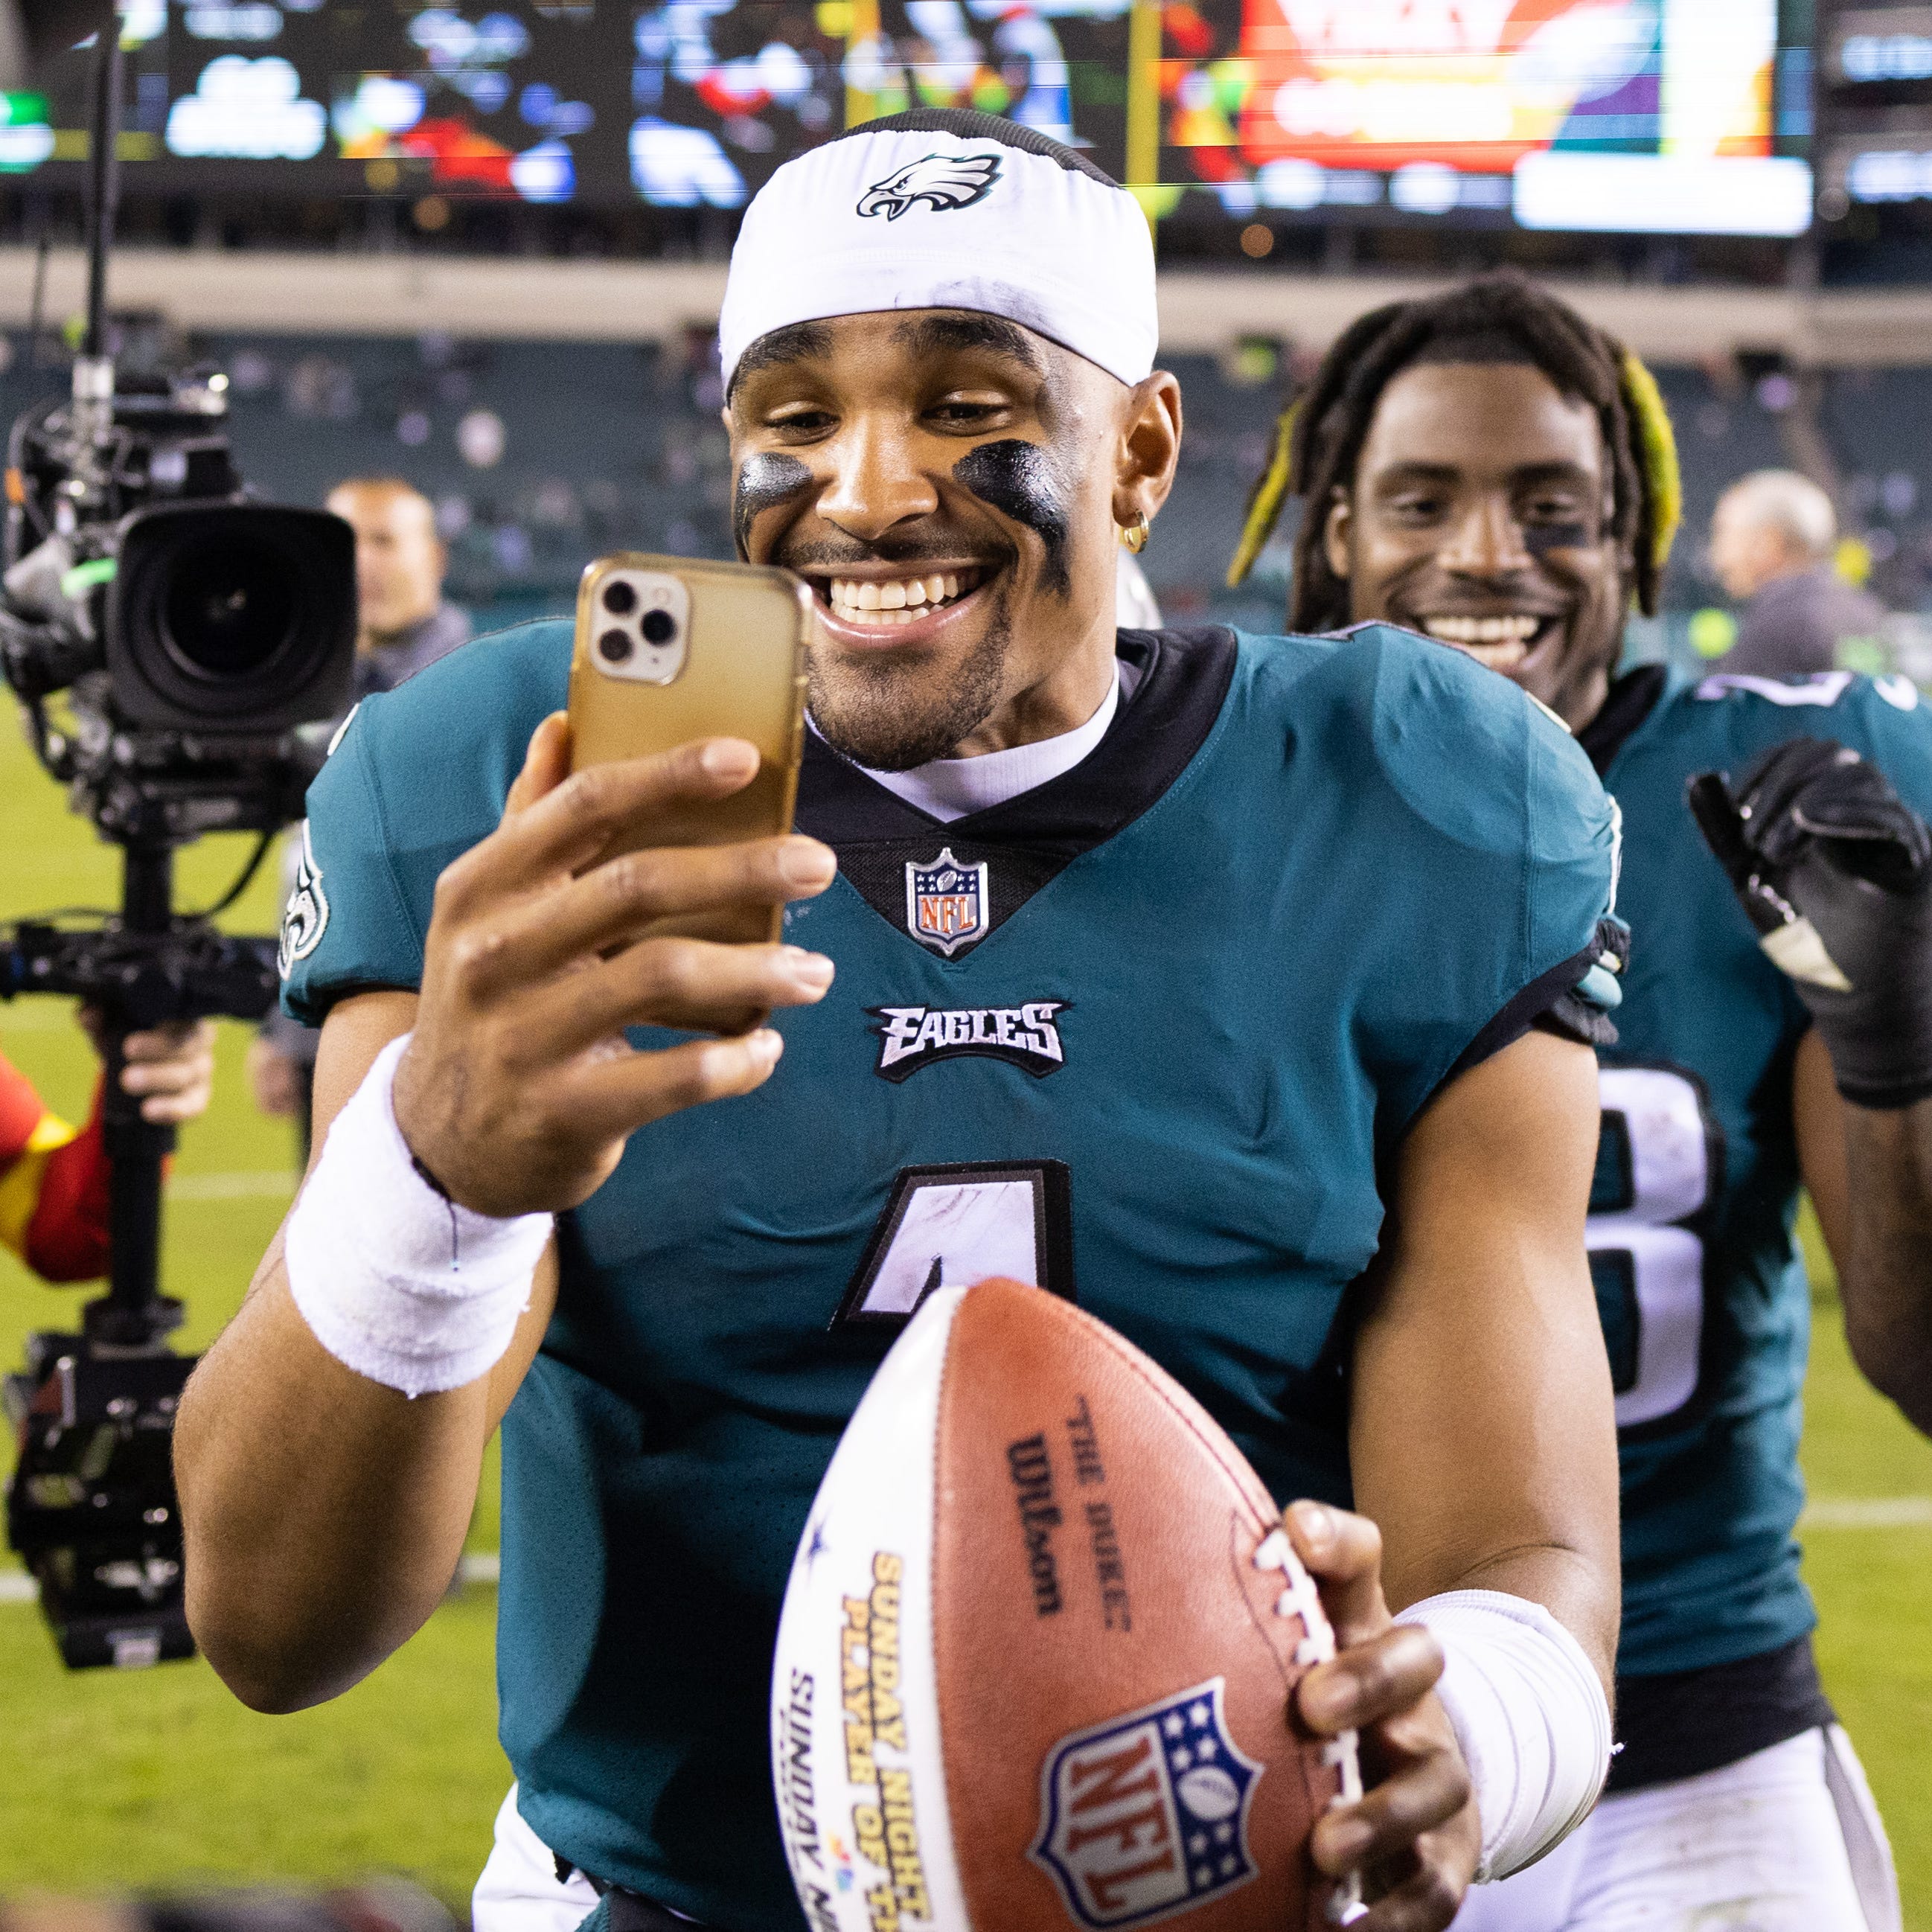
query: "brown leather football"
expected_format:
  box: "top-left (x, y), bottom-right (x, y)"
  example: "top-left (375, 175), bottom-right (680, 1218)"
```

top-left (772, 1278), bottom-right (1360, 1932)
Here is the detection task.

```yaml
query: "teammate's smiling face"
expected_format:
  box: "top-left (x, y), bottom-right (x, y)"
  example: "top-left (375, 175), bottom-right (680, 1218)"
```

top-left (726, 307), bottom-right (1178, 771)
top-left (1326, 359), bottom-right (1631, 731)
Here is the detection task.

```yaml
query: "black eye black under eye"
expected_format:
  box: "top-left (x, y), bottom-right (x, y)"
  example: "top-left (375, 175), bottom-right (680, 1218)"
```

top-left (732, 451), bottom-right (813, 557)
top-left (952, 440), bottom-right (1071, 596)
top-left (1524, 519), bottom-right (1595, 553)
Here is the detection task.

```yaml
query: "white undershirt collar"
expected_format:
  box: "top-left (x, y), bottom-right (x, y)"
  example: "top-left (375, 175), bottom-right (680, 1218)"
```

top-left (813, 658), bottom-right (1139, 823)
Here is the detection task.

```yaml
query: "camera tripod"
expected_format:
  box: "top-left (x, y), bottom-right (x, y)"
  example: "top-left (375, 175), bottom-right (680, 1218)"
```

top-left (1, 837), bottom-right (282, 1669)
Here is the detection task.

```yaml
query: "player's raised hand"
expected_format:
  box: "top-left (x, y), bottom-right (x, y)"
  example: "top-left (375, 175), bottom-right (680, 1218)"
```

top-left (1689, 735), bottom-right (1932, 1107)
top-left (1286, 1500), bottom-right (1480, 1931)
top-left (394, 711), bottom-right (837, 1217)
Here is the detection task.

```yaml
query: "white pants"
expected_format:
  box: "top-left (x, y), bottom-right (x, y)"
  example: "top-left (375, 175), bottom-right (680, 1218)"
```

top-left (1453, 1727), bottom-right (1900, 1932)
top-left (474, 1788), bottom-right (603, 1932)
top-left (474, 1787), bottom-right (712, 1932)
top-left (475, 1727), bottom-right (1898, 1932)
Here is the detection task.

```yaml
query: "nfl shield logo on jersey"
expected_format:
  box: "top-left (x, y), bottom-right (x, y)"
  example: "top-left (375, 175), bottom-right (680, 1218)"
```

top-left (905, 848), bottom-right (989, 956)
top-left (1031, 1677), bottom-right (1260, 1928)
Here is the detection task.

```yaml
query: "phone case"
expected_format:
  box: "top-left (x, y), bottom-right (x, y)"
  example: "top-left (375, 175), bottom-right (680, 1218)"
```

top-left (567, 553), bottom-right (811, 955)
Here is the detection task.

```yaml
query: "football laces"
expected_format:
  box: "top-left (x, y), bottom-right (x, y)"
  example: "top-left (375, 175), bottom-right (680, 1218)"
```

top-left (1255, 1528), bottom-right (1366, 1926)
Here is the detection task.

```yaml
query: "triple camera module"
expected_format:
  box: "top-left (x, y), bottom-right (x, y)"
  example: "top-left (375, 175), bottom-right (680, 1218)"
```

top-left (593, 568), bottom-right (689, 684)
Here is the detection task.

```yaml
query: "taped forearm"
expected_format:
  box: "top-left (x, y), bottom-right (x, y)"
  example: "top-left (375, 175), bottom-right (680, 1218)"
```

top-left (1394, 1589), bottom-right (1611, 1882)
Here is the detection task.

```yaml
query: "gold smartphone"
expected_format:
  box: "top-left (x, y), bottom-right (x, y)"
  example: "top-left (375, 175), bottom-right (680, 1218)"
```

top-left (566, 552), bottom-right (812, 967)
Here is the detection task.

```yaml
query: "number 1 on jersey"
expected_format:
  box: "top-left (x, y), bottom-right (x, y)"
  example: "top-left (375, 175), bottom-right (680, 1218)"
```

top-left (832, 1160), bottom-right (1074, 1333)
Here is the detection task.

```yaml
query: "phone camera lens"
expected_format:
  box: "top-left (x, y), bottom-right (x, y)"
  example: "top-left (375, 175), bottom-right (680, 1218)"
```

top-left (602, 580), bottom-right (638, 616)
top-left (640, 608), bottom-right (677, 646)
top-left (597, 629), bottom-right (633, 664)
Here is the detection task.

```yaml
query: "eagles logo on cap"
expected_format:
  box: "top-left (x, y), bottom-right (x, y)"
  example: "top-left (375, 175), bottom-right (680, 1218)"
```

top-left (857, 152), bottom-right (1002, 220)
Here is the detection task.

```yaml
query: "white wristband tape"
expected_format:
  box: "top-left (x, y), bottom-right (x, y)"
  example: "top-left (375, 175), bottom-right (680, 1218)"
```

top-left (285, 1032), bottom-right (554, 1397)
top-left (1394, 1589), bottom-right (1611, 1884)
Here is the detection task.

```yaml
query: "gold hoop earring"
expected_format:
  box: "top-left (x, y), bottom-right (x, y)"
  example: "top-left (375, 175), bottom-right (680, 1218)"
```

top-left (1118, 511), bottom-right (1151, 554)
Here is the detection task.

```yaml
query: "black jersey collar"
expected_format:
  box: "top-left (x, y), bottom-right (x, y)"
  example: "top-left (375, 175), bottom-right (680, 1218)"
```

top-left (1576, 662), bottom-right (1669, 778)
top-left (798, 627), bottom-right (1237, 956)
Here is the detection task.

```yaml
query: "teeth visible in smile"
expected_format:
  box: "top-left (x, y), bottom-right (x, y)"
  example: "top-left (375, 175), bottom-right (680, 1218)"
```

top-left (1421, 613), bottom-right (1544, 645)
top-left (827, 570), bottom-right (978, 627)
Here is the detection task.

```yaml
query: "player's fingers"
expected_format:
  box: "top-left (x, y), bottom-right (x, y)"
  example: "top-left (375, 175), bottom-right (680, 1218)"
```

top-left (1736, 735), bottom-right (1844, 827)
top-left (560, 1028), bottom-right (786, 1139)
top-left (1686, 772), bottom-right (1753, 884)
top-left (1284, 1500), bottom-right (1390, 1647)
top-left (1343, 1854), bottom-right (1464, 1932)
top-left (460, 835), bottom-right (837, 993)
top-left (1296, 1625), bottom-right (1442, 1736)
top-left (1310, 1740), bottom-right (1470, 1878)
top-left (503, 711), bottom-right (573, 818)
top-left (447, 737), bottom-right (763, 906)
top-left (535, 941), bottom-right (834, 1054)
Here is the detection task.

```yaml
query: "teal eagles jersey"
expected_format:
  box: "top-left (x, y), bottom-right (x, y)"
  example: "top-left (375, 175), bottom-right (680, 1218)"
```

top-left (1578, 665), bottom-right (1932, 1695)
top-left (284, 619), bottom-right (1615, 1932)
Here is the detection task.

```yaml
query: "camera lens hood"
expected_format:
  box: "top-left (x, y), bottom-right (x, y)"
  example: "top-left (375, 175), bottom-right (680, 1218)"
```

top-left (105, 502), bottom-right (356, 734)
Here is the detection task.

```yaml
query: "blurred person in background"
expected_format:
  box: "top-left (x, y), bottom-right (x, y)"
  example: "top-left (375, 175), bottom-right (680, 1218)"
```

top-left (1709, 470), bottom-right (1890, 679)
top-left (327, 476), bottom-right (474, 696)
top-left (0, 1875), bottom-right (455, 1932)
top-left (247, 479), bottom-right (470, 1157)
top-left (1, 1009), bottom-right (214, 1283)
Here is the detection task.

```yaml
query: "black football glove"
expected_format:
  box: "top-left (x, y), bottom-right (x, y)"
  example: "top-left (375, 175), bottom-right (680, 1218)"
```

top-left (1688, 735), bottom-right (1932, 1109)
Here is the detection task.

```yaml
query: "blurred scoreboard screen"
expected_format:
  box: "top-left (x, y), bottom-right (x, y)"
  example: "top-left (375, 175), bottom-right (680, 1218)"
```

top-left (1815, 3), bottom-right (1932, 214)
top-left (4, 0), bottom-right (1131, 208)
top-left (1160, 0), bottom-right (1813, 233)
top-left (0, 0), bottom-right (1809, 232)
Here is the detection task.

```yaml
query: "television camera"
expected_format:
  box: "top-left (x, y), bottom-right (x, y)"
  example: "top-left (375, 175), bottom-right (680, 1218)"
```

top-left (0, 16), bottom-right (355, 1668)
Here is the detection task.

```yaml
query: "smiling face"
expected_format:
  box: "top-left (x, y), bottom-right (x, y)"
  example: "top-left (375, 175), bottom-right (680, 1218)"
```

top-left (1325, 359), bottom-right (1632, 732)
top-left (726, 309), bottom-right (1180, 770)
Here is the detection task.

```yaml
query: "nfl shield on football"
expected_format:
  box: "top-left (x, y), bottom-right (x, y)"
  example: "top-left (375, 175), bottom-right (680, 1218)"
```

top-left (770, 1278), bottom-right (1359, 1932)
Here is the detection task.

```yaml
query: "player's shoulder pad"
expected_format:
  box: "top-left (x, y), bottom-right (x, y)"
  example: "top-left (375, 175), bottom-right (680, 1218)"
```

top-left (1686, 667), bottom-right (1932, 815)
top-left (332, 615), bottom-right (573, 775)
top-left (284, 619), bottom-right (572, 1020)
top-left (316, 617), bottom-right (572, 837)
top-left (1240, 621), bottom-right (1613, 869)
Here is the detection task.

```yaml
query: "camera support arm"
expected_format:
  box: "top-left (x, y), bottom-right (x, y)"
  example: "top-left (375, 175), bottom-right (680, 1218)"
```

top-left (99, 841), bottom-right (179, 1346)
top-left (2, 847), bottom-right (282, 1346)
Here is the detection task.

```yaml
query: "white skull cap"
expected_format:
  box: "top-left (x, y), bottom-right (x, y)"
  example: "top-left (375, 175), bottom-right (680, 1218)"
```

top-left (718, 112), bottom-right (1158, 391)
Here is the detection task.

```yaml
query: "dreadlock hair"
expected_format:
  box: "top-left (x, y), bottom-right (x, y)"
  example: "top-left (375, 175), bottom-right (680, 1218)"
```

top-left (1226, 272), bottom-right (1681, 635)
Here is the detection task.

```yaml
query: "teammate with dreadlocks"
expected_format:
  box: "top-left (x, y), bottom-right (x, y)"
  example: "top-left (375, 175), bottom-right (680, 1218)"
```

top-left (1232, 271), bottom-right (1932, 1929)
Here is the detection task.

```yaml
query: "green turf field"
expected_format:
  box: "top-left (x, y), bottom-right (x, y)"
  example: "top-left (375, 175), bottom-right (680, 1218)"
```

top-left (0, 718), bottom-right (1926, 1921)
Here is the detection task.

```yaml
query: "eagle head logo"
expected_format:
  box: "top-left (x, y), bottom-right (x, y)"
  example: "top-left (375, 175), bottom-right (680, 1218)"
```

top-left (857, 152), bottom-right (1002, 220)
